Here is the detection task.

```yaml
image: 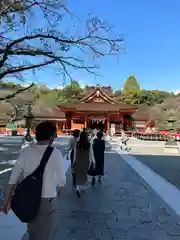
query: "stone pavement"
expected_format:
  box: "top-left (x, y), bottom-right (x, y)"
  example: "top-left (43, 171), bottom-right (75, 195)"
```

top-left (51, 153), bottom-right (180, 240)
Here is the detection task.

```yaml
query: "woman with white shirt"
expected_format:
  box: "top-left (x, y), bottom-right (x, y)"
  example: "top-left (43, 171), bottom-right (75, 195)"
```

top-left (1, 121), bottom-right (66, 240)
top-left (72, 130), bottom-right (95, 198)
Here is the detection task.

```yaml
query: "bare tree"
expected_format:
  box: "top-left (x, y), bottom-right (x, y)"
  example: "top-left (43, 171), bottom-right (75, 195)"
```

top-left (6, 102), bottom-right (24, 121)
top-left (151, 97), bottom-right (180, 130)
top-left (0, 0), bottom-right (24, 12)
top-left (0, 83), bottom-right (34, 101)
top-left (0, 86), bottom-right (37, 120)
top-left (0, 0), bottom-right (123, 100)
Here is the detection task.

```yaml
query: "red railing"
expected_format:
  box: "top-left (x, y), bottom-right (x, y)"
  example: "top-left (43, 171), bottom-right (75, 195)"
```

top-left (134, 131), bottom-right (180, 141)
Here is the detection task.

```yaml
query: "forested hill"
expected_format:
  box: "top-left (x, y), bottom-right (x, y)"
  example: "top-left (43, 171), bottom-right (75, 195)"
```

top-left (0, 76), bottom-right (179, 129)
top-left (0, 76), bottom-right (176, 106)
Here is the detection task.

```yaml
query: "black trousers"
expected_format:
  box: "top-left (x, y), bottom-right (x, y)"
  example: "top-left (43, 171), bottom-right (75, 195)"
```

top-left (70, 150), bottom-right (76, 186)
top-left (70, 150), bottom-right (74, 166)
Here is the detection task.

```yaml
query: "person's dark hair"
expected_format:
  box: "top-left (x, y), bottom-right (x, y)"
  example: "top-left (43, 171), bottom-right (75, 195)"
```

top-left (77, 131), bottom-right (90, 151)
top-left (72, 129), bottom-right (80, 138)
top-left (35, 121), bottom-right (57, 142)
top-left (97, 131), bottom-right (103, 139)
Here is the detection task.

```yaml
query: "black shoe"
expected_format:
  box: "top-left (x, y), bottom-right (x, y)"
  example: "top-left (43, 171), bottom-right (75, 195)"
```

top-left (98, 176), bottom-right (102, 183)
top-left (92, 177), bottom-right (96, 186)
top-left (76, 189), bottom-right (81, 198)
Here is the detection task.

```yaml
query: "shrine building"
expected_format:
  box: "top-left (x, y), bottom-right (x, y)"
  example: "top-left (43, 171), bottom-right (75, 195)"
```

top-left (57, 85), bottom-right (140, 135)
top-left (0, 85), bottom-right (150, 135)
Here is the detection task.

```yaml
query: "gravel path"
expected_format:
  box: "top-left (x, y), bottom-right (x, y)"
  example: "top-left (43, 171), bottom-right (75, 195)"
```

top-left (135, 154), bottom-right (180, 190)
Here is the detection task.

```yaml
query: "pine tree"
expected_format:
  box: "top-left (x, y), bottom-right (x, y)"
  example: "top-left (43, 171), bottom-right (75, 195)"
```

top-left (123, 76), bottom-right (140, 91)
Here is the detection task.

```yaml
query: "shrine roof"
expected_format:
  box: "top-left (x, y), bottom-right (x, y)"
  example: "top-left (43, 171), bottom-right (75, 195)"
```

top-left (58, 102), bottom-right (137, 112)
top-left (84, 85), bottom-right (113, 97)
top-left (80, 84), bottom-right (116, 103)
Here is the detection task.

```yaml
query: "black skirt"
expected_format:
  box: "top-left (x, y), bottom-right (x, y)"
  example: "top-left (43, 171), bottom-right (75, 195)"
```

top-left (87, 163), bottom-right (96, 176)
top-left (92, 139), bottom-right (105, 176)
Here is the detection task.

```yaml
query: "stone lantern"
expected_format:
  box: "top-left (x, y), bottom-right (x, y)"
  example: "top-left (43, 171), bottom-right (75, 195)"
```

top-left (164, 116), bottom-right (178, 154)
top-left (24, 103), bottom-right (34, 142)
top-left (165, 116), bottom-right (177, 146)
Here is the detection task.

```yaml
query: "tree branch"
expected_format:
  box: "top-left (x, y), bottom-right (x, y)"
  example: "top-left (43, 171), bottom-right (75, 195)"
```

top-left (0, 59), bottom-right (56, 79)
top-left (0, 3), bottom-right (123, 89)
top-left (0, 32), bottom-right (123, 69)
top-left (0, 83), bottom-right (34, 101)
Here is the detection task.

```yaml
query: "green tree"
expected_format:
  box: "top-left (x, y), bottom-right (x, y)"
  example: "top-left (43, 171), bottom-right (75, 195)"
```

top-left (59, 80), bottom-right (83, 103)
top-left (116, 90), bottom-right (150, 105)
top-left (149, 90), bottom-right (173, 104)
top-left (123, 76), bottom-right (140, 91)
top-left (40, 89), bottom-right (61, 106)
top-left (116, 89), bottom-right (172, 106)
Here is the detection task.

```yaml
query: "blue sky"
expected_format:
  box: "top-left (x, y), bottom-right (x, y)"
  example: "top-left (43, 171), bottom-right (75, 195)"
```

top-left (23, 0), bottom-right (180, 91)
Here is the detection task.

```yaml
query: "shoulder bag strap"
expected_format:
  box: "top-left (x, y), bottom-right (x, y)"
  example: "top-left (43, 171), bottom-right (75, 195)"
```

top-left (34, 146), bottom-right (54, 175)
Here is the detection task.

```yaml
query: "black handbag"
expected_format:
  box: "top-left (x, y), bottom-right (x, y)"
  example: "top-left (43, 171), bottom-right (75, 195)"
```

top-left (11, 146), bottom-right (54, 223)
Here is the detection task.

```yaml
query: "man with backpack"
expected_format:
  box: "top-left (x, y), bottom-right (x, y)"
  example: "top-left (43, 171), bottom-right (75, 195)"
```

top-left (1, 121), bottom-right (66, 240)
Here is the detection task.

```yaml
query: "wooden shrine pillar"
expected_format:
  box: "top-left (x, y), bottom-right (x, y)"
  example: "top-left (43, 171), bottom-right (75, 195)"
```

top-left (129, 116), bottom-right (134, 129)
top-left (84, 115), bottom-right (88, 128)
top-left (56, 121), bottom-right (64, 136)
top-left (56, 121), bottom-right (58, 130)
top-left (71, 119), bottom-right (73, 129)
top-left (65, 115), bottom-right (72, 130)
top-left (121, 115), bottom-right (124, 130)
top-left (106, 117), bottom-right (110, 135)
top-left (56, 121), bottom-right (59, 136)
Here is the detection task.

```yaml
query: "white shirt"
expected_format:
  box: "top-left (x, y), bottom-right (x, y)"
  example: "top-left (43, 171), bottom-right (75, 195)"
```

top-left (8, 144), bottom-right (66, 198)
top-left (67, 136), bottom-right (79, 150)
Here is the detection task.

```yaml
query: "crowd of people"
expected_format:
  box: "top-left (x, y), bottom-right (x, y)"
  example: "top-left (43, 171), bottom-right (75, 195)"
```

top-left (68, 128), bottom-right (105, 197)
top-left (0, 121), bottom-right (106, 240)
